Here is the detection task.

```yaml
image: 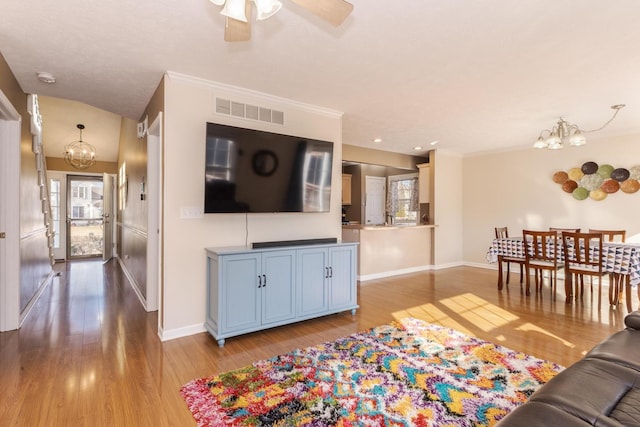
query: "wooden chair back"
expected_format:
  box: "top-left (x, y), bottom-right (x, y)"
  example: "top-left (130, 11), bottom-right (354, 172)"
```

top-left (588, 229), bottom-right (626, 243)
top-left (561, 232), bottom-right (603, 275)
top-left (523, 230), bottom-right (560, 265)
top-left (495, 226), bottom-right (509, 239)
top-left (550, 227), bottom-right (580, 237)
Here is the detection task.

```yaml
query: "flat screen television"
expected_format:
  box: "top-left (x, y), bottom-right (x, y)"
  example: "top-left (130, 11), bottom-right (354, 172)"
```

top-left (204, 122), bottom-right (334, 213)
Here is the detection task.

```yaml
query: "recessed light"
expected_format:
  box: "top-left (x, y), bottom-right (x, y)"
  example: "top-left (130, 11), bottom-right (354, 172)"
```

top-left (429, 140), bottom-right (439, 146)
top-left (372, 138), bottom-right (382, 143)
top-left (413, 146), bottom-right (423, 151)
top-left (36, 72), bottom-right (56, 84)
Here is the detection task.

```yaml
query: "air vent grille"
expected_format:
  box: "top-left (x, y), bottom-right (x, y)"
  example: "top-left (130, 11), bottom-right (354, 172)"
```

top-left (216, 97), bottom-right (284, 125)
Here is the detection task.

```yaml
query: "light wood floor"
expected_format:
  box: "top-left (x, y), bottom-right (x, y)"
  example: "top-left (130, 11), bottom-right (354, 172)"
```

top-left (0, 260), bottom-right (634, 426)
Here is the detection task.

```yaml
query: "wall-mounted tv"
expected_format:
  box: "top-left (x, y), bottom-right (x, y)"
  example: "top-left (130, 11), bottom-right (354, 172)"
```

top-left (204, 122), bottom-right (334, 213)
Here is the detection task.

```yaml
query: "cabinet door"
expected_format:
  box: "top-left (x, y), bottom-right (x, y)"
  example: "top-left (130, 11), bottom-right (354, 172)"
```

top-left (342, 174), bottom-right (352, 205)
top-left (220, 253), bottom-right (260, 333)
top-left (261, 250), bottom-right (296, 325)
top-left (297, 248), bottom-right (329, 316)
top-left (329, 246), bottom-right (357, 310)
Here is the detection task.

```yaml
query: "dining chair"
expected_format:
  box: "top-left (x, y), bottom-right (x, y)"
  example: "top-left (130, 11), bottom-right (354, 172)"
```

top-left (494, 227), bottom-right (525, 287)
top-left (588, 229), bottom-right (626, 243)
top-left (588, 229), bottom-right (626, 305)
top-left (550, 227), bottom-right (580, 237)
top-left (561, 231), bottom-right (604, 307)
top-left (523, 230), bottom-right (564, 297)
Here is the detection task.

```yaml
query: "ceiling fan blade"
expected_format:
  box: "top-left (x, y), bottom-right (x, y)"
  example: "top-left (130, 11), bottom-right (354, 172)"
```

top-left (225, 17), bottom-right (251, 41)
top-left (288, 0), bottom-right (353, 27)
top-left (224, 1), bottom-right (252, 42)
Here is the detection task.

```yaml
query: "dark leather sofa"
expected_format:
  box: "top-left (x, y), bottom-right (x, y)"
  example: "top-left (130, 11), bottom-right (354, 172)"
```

top-left (497, 312), bottom-right (640, 426)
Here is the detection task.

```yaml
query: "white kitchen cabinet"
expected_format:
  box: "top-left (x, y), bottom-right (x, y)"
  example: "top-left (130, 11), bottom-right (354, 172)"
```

top-left (206, 243), bottom-right (358, 347)
top-left (418, 163), bottom-right (430, 203)
top-left (342, 173), bottom-right (352, 205)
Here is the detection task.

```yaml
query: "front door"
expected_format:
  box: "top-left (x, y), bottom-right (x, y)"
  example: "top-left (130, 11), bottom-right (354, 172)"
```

top-left (67, 175), bottom-right (104, 259)
top-left (102, 173), bottom-right (114, 261)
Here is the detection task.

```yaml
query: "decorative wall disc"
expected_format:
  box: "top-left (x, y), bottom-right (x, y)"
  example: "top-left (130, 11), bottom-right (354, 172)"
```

top-left (553, 161), bottom-right (640, 201)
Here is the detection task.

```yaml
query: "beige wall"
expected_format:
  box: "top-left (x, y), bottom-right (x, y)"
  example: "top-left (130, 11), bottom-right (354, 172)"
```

top-left (0, 53), bottom-right (51, 316)
top-left (46, 157), bottom-right (117, 174)
top-left (343, 144), bottom-right (427, 169)
top-left (462, 134), bottom-right (640, 267)
top-left (160, 72), bottom-right (343, 337)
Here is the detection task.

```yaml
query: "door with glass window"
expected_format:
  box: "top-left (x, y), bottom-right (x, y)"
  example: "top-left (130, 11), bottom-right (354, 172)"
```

top-left (67, 175), bottom-right (104, 259)
top-left (48, 173), bottom-right (67, 260)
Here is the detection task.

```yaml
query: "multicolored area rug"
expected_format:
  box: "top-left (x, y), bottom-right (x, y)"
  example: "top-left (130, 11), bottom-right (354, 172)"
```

top-left (181, 318), bottom-right (564, 426)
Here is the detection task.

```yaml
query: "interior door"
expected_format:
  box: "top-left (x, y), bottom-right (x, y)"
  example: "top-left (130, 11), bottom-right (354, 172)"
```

top-left (67, 175), bottom-right (104, 259)
top-left (365, 176), bottom-right (386, 225)
top-left (0, 90), bottom-right (21, 332)
top-left (102, 173), bottom-right (114, 261)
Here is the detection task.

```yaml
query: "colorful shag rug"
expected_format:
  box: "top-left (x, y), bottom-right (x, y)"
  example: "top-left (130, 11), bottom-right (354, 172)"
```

top-left (181, 318), bottom-right (564, 426)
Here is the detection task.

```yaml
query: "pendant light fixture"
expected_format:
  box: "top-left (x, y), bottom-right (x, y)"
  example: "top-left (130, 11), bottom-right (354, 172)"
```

top-left (533, 104), bottom-right (626, 150)
top-left (64, 124), bottom-right (96, 169)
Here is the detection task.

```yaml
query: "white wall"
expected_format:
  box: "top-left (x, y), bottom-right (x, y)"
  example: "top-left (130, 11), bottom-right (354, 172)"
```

top-left (161, 72), bottom-right (343, 338)
top-left (463, 133), bottom-right (640, 267)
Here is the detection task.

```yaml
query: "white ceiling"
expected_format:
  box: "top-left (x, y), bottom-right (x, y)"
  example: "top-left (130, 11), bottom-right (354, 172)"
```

top-left (2, 0), bottom-right (640, 162)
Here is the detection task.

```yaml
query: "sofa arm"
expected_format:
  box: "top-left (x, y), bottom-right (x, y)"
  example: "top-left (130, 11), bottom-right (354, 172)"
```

top-left (624, 311), bottom-right (640, 330)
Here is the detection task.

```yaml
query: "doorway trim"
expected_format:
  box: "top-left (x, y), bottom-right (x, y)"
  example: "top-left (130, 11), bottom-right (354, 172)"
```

top-left (0, 90), bottom-right (21, 332)
top-left (147, 113), bottom-right (162, 318)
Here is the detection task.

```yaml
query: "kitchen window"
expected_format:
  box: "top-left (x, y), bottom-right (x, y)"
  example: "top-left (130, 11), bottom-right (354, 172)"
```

top-left (387, 174), bottom-right (419, 225)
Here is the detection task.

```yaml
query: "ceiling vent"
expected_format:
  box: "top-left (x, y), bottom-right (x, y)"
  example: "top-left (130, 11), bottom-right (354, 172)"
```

top-left (216, 98), bottom-right (284, 125)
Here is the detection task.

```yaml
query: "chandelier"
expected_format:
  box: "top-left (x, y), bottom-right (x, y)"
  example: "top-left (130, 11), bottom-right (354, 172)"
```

top-left (64, 124), bottom-right (96, 169)
top-left (210, 0), bottom-right (282, 22)
top-left (533, 104), bottom-right (625, 150)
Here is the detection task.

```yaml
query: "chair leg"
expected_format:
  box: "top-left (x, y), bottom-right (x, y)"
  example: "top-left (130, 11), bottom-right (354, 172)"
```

top-left (506, 262), bottom-right (511, 285)
top-left (525, 266), bottom-right (531, 296)
top-left (565, 273), bottom-right (573, 303)
top-left (519, 264), bottom-right (524, 284)
top-left (609, 274), bottom-right (617, 305)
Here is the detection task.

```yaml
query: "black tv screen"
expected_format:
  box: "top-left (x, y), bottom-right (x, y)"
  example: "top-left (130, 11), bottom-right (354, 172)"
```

top-left (204, 123), bottom-right (334, 213)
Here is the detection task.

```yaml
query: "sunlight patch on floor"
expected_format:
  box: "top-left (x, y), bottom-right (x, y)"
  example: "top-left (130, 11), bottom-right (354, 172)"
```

top-left (516, 323), bottom-right (576, 348)
top-left (391, 303), bottom-right (475, 336)
top-left (392, 293), bottom-right (522, 338)
top-left (439, 293), bottom-right (519, 332)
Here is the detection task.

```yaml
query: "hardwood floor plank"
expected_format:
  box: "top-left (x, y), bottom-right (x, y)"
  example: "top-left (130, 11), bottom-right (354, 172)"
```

top-left (0, 260), bottom-right (634, 425)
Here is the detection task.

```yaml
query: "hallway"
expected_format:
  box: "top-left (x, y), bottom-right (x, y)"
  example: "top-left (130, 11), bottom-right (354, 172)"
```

top-left (0, 260), bottom-right (629, 426)
top-left (0, 260), bottom-right (194, 426)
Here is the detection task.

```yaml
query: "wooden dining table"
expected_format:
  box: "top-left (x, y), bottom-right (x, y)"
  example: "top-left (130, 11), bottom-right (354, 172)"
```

top-left (486, 237), bottom-right (640, 310)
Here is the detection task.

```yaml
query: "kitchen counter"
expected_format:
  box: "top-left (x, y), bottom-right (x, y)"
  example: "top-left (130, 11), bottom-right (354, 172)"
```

top-left (342, 223), bottom-right (436, 230)
top-left (342, 223), bottom-right (435, 280)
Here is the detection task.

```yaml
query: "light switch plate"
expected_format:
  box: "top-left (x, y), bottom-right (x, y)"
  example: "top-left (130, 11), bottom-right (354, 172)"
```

top-left (180, 206), bottom-right (203, 219)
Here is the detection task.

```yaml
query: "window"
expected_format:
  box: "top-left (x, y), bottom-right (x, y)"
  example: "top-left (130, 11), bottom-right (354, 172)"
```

top-left (387, 174), bottom-right (419, 224)
top-left (72, 205), bottom-right (85, 218)
top-left (49, 178), bottom-right (61, 248)
top-left (72, 185), bottom-right (88, 199)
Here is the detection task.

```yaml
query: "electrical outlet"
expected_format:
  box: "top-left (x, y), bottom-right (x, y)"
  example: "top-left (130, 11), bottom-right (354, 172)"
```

top-left (180, 206), bottom-right (203, 219)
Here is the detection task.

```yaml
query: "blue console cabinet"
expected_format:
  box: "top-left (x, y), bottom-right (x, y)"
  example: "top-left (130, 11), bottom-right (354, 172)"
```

top-left (205, 243), bottom-right (358, 347)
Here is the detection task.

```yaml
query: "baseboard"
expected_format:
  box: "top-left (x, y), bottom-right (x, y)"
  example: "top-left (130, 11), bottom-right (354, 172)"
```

top-left (464, 262), bottom-right (496, 270)
top-left (160, 323), bottom-right (207, 341)
top-left (19, 270), bottom-right (55, 328)
top-left (359, 265), bottom-right (433, 281)
top-left (117, 256), bottom-right (149, 311)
